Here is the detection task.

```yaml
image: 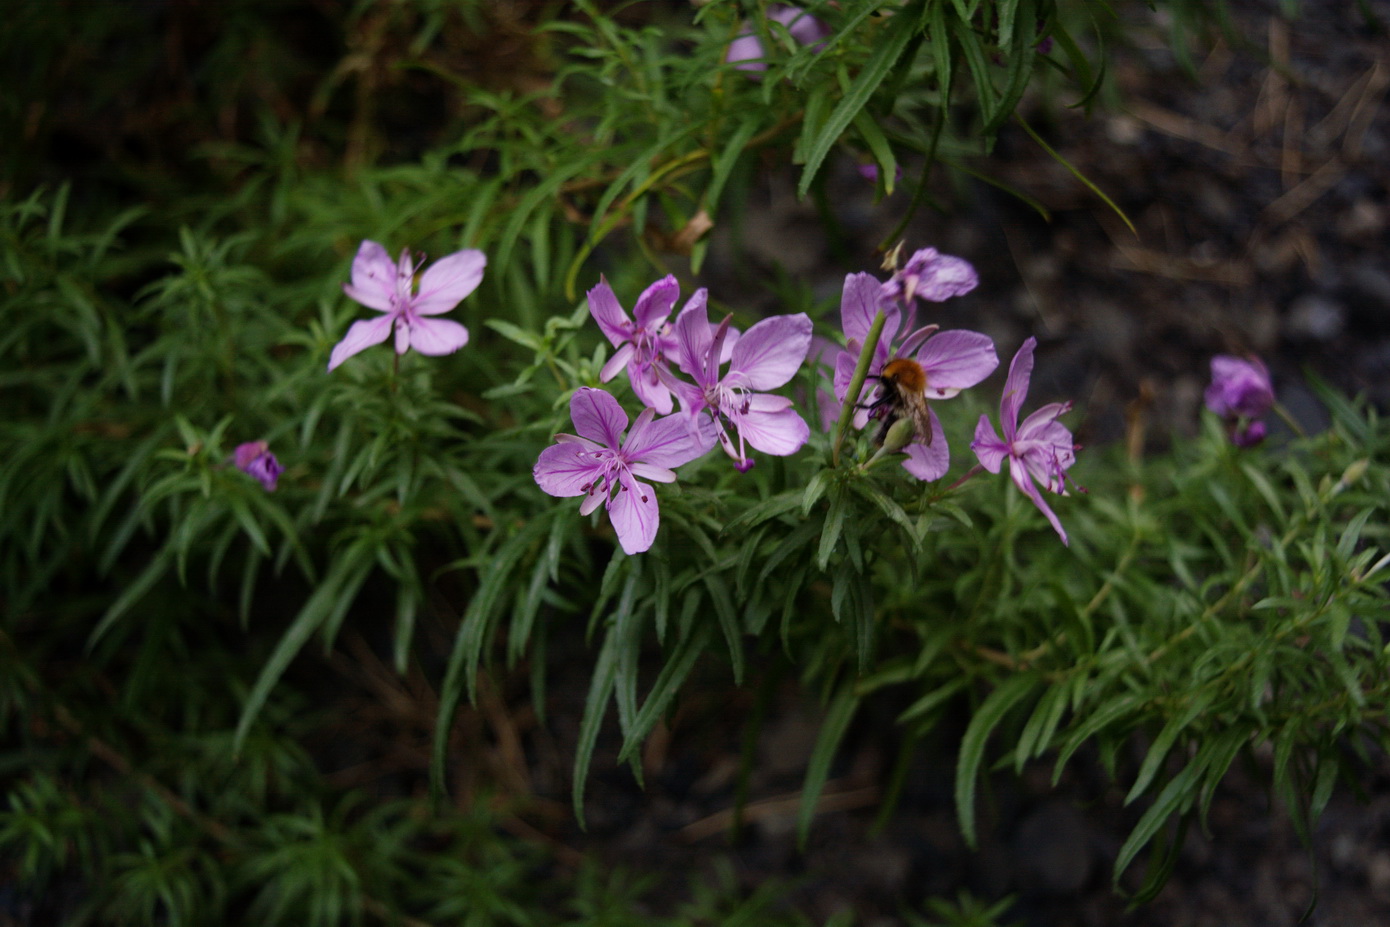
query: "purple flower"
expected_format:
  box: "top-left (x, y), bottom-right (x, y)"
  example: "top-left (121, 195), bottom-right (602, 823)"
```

top-left (666, 297), bottom-right (812, 472)
top-left (534, 388), bottom-right (707, 555)
top-left (1205, 355), bottom-right (1274, 447)
top-left (857, 163), bottom-right (904, 185)
top-left (833, 273), bottom-right (997, 481)
top-left (726, 4), bottom-right (830, 74)
top-left (588, 276), bottom-right (687, 415)
top-left (880, 247), bottom-right (978, 306)
top-left (234, 441), bottom-right (283, 492)
top-left (329, 240), bottom-right (485, 371)
top-left (1206, 356), bottom-right (1275, 448)
top-left (970, 337), bottom-right (1078, 545)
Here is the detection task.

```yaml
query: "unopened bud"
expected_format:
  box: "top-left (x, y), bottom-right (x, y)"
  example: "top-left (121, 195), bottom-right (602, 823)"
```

top-left (1339, 458), bottom-right (1369, 490)
top-left (879, 416), bottom-right (918, 455)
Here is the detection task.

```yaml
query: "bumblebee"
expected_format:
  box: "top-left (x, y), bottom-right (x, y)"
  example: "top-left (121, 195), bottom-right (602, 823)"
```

top-left (865, 358), bottom-right (933, 448)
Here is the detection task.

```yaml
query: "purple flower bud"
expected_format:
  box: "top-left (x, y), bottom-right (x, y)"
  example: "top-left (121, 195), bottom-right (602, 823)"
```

top-left (1232, 419), bottom-right (1267, 448)
top-left (234, 441), bottom-right (283, 492)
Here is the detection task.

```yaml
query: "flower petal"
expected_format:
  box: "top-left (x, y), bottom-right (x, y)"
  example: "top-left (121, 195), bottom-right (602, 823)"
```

top-left (570, 387), bottom-right (627, 448)
top-left (534, 442), bottom-right (602, 498)
top-left (672, 295), bottom-right (715, 384)
top-left (624, 408), bottom-right (710, 468)
top-left (408, 318), bottom-right (470, 356)
top-left (999, 337), bottom-right (1037, 441)
top-left (609, 472), bottom-right (659, 554)
top-left (342, 240), bottom-right (397, 311)
top-left (771, 4), bottom-right (830, 45)
top-left (1017, 402), bottom-right (1071, 442)
top-left (735, 406), bottom-right (809, 457)
top-left (970, 414), bottom-right (1008, 474)
top-left (911, 251), bottom-right (978, 302)
top-left (915, 330), bottom-right (998, 398)
top-left (840, 272), bottom-right (898, 344)
top-left (729, 313), bottom-right (812, 391)
top-left (414, 249), bottom-right (486, 315)
top-left (725, 31), bottom-right (768, 71)
top-left (587, 277), bottom-right (630, 347)
top-left (328, 315), bottom-right (395, 371)
top-left (1011, 460), bottom-right (1069, 546)
top-left (600, 343), bottom-right (636, 382)
top-left (627, 359), bottom-right (673, 414)
top-left (900, 411), bottom-right (949, 481)
top-left (632, 276), bottom-right (680, 330)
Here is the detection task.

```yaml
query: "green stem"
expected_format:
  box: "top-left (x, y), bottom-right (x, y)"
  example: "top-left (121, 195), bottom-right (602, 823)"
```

top-left (830, 310), bottom-right (887, 468)
top-left (1271, 401), bottom-right (1307, 439)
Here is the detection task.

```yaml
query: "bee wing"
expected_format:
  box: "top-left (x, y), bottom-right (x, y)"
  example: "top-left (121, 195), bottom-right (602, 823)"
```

top-left (909, 396), bottom-right (935, 446)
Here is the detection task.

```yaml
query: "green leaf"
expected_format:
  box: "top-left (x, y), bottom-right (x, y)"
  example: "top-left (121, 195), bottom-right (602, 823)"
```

top-left (89, 544), bottom-right (176, 645)
top-left (797, 684), bottom-right (859, 848)
top-left (1125, 692), bottom-right (1213, 805)
top-left (851, 109), bottom-right (897, 195)
top-left (234, 541), bottom-right (373, 754)
top-left (572, 628), bottom-right (621, 828)
top-left (950, 0), bottom-right (981, 22)
top-left (984, 0), bottom-right (1037, 135)
top-left (430, 515), bottom-right (553, 796)
top-left (797, 0), bottom-right (924, 198)
top-left (898, 676), bottom-right (970, 726)
top-left (1113, 756), bottom-right (1204, 882)
top-left (1053, 694), bottom-right (1143, 784)
top-left (484, 319), bottom-right (544, 352)
top-left (612, 569), bottom-right (644, 746)
top-left (816, 484), bottom-right (848, 570)
top-left (704, 574), bottom-right (745, 684)
top-left (956, 673), bottom-right (1038, 847)
top-left (725, 490), bottom-right (803, 533)
top-left (1014, 677), bottom-right (1073, 773)
top-left (1014, 114), bottom-right (1136, 233)
top-left (950, 12), bottom-right (999, 127)
top-left (928, 1), bottom-right (954, 106)
top-left (831, 567), bottom-right (875, 670)
top-left (617, 623), bottom-right (713, 764)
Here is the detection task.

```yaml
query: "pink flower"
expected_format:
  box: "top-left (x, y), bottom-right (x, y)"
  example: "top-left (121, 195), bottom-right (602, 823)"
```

top-left (726, 4), bottom-right (830, 74)
top-left (588, 276), bottom-right (688, 415)
top-left (328, 240), bottom-right (485, 371)
top-left (666, 297), bottom-right (812, 472)
top-left (880, 247), bottom-right (978, 307)
top-left (833, 273), bottom-right (997, 481)
top-left (970, 337), bottom-right (1078, 545)
top-left (533, 388), bottom-right (707, 555)
top-left (1205, 355), bottom-right (1274, 447)
top-left (234, 441), bottom-right (283, 492)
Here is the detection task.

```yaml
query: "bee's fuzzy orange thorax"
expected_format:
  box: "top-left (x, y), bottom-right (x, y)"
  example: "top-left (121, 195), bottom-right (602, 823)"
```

top-left (881, 358), bottom-right (927, 393)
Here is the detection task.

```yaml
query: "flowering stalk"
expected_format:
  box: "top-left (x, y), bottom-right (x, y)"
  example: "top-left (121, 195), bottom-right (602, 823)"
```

top-left (830, 309), bottom-right (887, 468)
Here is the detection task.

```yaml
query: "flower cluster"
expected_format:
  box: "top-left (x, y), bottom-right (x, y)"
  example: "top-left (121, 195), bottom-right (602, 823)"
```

top-left (828, 247), bottom-right (1080, 544)
top-left (535, 275), bottom-right (814, 552)
top-left (313, 237), bottom-right (1081, 551)
top-left (1205, 355), bottom-right (1274, 447)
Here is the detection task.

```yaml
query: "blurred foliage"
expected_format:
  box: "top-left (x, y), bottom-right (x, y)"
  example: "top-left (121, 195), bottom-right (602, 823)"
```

top-left (3, 0), bottom-right (1384, 924)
